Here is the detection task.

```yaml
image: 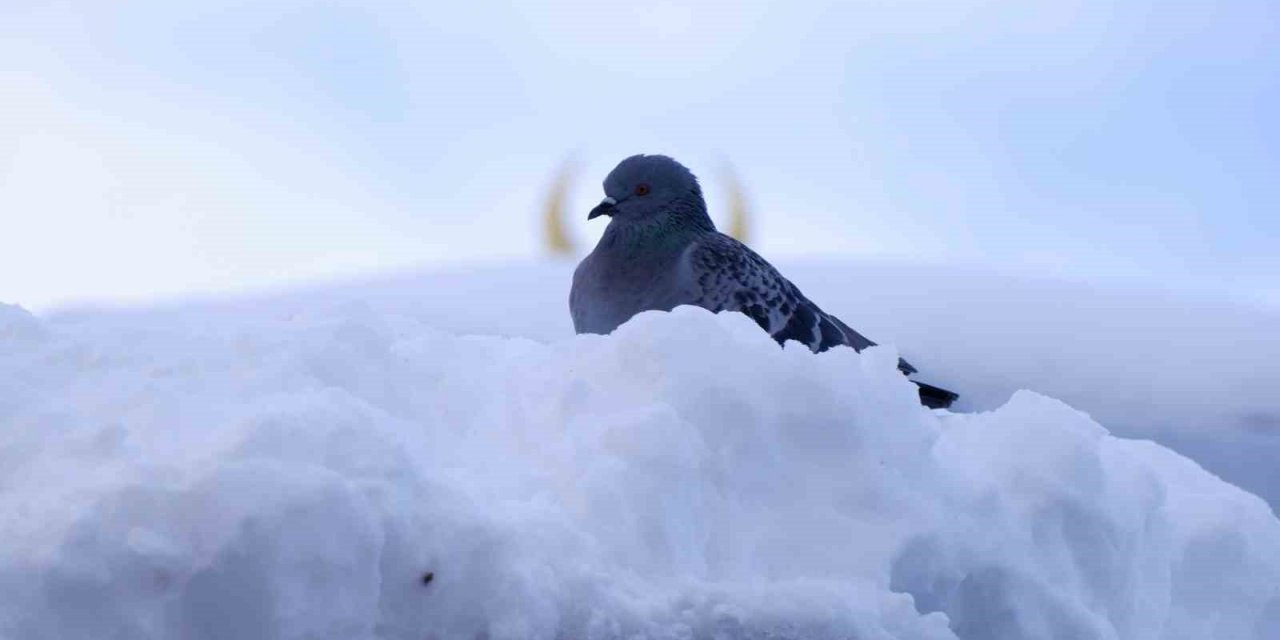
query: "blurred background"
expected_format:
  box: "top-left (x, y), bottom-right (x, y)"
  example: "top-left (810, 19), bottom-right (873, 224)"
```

top-left (2, 0), bottom-right (1277, 311)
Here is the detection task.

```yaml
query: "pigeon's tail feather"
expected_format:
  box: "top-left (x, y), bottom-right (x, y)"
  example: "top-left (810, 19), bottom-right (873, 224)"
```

top-left (824, 310), bottom-right (956, 406)
top-left (794, 304), bottom-right (953, 408)
top-left (823, 313), bottom-right (876, 353)
top-left (915, 381), bottom-right (959, 410)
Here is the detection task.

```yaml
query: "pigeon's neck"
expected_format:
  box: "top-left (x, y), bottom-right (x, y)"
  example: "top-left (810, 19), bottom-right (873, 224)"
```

top-left (668, 190), bottom-right (717, 234)
top-left (600, 191), bottom-right (715, 254)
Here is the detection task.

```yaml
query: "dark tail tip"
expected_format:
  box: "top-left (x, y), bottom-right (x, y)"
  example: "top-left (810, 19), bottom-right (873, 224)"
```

top-left (914, 381), bottom-right (959, 410)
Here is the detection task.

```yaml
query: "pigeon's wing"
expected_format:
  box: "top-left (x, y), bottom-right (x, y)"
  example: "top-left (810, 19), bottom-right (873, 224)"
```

top-left (683, 233), bottom-right (899, 362)
top-left (681, 233), bottom-right (957, 407)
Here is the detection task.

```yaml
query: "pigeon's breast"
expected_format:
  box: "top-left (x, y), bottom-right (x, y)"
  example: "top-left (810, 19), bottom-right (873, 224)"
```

top-left (570, 248), bottom-right (691, 335)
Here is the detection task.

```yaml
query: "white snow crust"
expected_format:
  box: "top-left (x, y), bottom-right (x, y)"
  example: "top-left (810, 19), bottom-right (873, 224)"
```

top-left (53, 261), bottom-right (1280, 509)
top-left (3, 285), bottom-right (1279, 639)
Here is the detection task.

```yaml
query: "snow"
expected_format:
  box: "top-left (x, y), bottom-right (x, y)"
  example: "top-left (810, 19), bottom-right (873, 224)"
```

top-left (51, 260), bottom-right (1280, 509)
top-left (3, 267), bottom-right (1280, 639)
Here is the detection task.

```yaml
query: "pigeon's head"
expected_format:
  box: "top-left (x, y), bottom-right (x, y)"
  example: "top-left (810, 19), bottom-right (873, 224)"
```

top-left (589, 155), bottom-right (706, 223)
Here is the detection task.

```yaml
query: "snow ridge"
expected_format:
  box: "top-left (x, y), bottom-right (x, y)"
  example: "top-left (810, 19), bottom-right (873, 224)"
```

top-left (1, 302), bottom-right (1277, 639)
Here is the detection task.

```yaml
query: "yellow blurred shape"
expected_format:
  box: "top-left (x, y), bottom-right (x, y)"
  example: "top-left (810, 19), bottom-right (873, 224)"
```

top-left (723, 165), bottom-right (750, 244)
top-left (543, 160), bottom-right (577, 256)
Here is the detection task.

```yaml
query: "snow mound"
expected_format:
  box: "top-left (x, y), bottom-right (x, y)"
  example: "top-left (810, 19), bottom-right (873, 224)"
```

top-left (1, 304), bottom-right (1277, 639)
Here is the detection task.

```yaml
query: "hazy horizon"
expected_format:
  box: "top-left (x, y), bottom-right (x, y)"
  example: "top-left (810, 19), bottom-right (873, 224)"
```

top-left (4, 1), bottom-right (1277, 310)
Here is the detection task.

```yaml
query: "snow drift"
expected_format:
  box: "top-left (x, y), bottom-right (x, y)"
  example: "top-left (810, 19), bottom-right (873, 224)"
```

top-left (2, 298), bottom-right (1278, 639)
top-left (54, 261), bottom-right (1280, 511)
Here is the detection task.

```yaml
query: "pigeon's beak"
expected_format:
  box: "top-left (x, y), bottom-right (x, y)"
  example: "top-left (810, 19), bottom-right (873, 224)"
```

top-left (588, 196), bottom-right (617, 220)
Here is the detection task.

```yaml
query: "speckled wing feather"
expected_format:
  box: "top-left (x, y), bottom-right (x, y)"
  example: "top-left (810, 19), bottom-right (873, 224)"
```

top-left (683, 233), bottom-right (917, 375)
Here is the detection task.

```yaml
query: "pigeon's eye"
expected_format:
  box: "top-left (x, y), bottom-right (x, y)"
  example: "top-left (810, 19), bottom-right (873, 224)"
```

top-left (634, 183), bottom-right (651, 196)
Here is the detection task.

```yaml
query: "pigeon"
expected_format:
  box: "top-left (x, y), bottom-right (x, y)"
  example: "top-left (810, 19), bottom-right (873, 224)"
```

top-left (569, 154), bottom-right (957, 409)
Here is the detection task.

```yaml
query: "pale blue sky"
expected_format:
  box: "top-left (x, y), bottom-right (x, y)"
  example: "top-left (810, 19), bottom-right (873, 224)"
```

top-left (2, 1), bottom-right (1277, 310)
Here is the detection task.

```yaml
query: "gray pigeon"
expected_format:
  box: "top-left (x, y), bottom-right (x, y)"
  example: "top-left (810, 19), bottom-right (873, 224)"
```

top-left (569, 154), bottom-right (957, 409)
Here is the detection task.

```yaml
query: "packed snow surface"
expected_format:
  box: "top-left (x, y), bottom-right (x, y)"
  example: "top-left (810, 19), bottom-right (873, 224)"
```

top-left (53, 261), bottom-right (1280, 509)
top-left (3, 273), bottom-right (1279, 639)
